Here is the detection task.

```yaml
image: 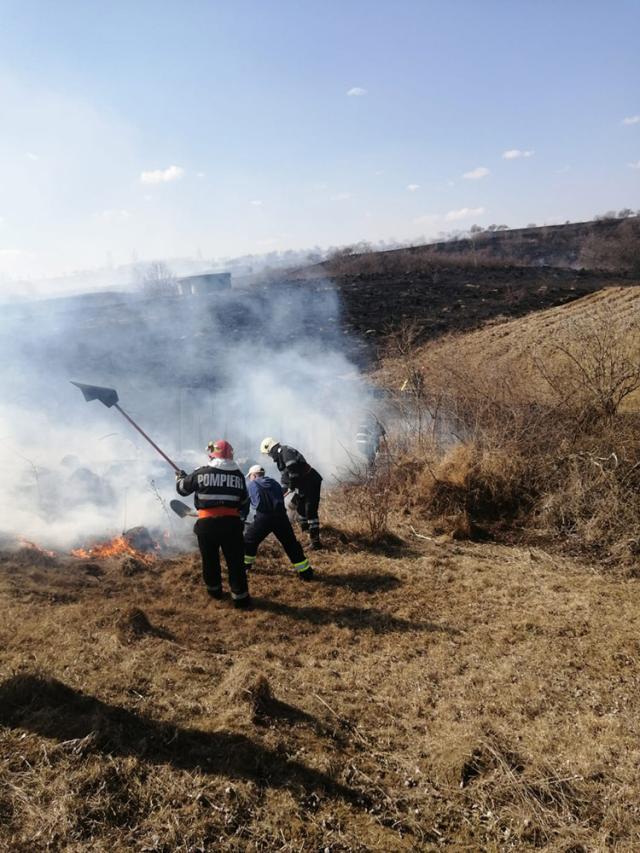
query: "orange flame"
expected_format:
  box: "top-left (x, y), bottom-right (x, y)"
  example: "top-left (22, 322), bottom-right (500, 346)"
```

top-left (71, 536), bottom-right (155, 564)
top-left (18, 538), bottom-right (57, 558)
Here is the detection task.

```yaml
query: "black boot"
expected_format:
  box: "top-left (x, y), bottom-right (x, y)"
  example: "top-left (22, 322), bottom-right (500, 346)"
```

top-left (298, 566), bottom-right (315, 581)
top-left (233, 594), bottom-right (253, 610)
top-left (309, 529), bottom-right (322, 550)
top-left (206, 586), bottom-right (223, 600)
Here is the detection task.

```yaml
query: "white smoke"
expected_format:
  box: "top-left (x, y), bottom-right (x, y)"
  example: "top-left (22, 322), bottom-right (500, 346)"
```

top-left (0, 276), bottom-right (373, 551)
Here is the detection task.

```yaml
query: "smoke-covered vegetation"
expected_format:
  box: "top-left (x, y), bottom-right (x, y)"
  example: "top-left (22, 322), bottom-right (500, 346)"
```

top-left (0, 278), bottom-right (373, 549)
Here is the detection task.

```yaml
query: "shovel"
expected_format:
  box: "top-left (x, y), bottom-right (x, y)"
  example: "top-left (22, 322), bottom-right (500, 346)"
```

top-left (71, 381), bottom-right (181, 473)
top-left (170, 499), bottom-right (198, 518)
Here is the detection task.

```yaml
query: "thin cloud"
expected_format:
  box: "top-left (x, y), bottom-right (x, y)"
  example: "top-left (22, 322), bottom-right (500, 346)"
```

top-left (502, 149), bottom-right (535, 159)
top-left (463, 166), bottom-right (490, 180)
top-left (98, 209), bottom-right (132, 222)
top-left (331, 192), bottom-right (352, 201)
top-left (196, 171), bottom-right (206, 178)
top-left (622, 115), bottom-right (640, 126)
top-left (346, 87), bottom-right (367, 97)
top-left (445, 206), bottom-right (485, 222)
top-left (629, 160), bottom-right (640, 170)
top-left (413, 213), bottom-right (439, 226)
top-left (250, 200), bottom-right (263, 206)
top-left (25, 152), bottom-right (39, 161)
top-left (407, 184), bottom-right (420, 192)
top-left (139, 164), bottom-right (185, 185)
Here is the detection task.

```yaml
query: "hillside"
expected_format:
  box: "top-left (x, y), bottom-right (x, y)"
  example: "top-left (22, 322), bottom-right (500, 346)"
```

top-left (3, 518), bottom-right (640, 851)
top-left (392, 285), bottom-right (640, 410)
top-left (2, 247), bottom-right (640, 851)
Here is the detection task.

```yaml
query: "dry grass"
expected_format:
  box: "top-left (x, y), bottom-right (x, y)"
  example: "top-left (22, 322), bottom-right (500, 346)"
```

top-left (2, 525), bottom-right (640, 850)
top-left (395, 286), bottom-right (640, 410)
top-left (376, 287), bottom-right (640, 563)
top-left (326, 246), bottom-right (522, 279)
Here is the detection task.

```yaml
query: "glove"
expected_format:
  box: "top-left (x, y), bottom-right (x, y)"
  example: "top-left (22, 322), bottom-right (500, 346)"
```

top-left (175, 469), bottom-right (187, 479)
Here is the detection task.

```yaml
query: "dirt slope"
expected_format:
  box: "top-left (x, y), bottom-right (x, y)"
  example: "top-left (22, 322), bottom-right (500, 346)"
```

top-left (2, 518), bottom-right (640, 851)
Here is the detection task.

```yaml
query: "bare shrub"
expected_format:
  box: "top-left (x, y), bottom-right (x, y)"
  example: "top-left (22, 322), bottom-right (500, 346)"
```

top-left (534, 304), bottom-right (640, 419)
top-left (384, 312), bottom-right (640, 560)
top-left (336, 452), bottom-right (393, 542)
top-left (139, 261), bottom-right (178, 296)
top-left (579, 217), bottom-right (640, 274)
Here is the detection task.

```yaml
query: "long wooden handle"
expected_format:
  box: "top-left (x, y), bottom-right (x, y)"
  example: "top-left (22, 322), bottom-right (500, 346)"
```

top-left (114, 404), bottom-right (180, 472)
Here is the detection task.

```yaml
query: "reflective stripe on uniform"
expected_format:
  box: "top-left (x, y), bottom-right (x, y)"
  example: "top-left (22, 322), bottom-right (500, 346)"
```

top-left (231, 590), bottom-right (250, 600)
top-left (244, 555), bottom-right (256, 565)
top-left (308, 519), bottom-right (320, 529)
top-left (292, 558), bottom-right (310, 572)
top-left (196, 493), bottom-right (241, 502)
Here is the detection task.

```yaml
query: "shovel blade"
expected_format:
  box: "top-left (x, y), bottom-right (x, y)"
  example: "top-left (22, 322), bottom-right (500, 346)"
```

top-left (170, 499), bottom-right (197, 518)
top-left (70, 381), bottom-right (119, 408)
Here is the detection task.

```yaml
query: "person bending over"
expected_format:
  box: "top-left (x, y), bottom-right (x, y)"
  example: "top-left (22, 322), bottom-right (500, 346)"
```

top-left (244, 464), bottom-right (314, 580)
top-left (260, 438), bottom-right (323, 549)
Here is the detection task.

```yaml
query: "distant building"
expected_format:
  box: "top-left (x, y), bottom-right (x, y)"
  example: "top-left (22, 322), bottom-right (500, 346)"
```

top-left (177, 272), bottom-right (232, 296)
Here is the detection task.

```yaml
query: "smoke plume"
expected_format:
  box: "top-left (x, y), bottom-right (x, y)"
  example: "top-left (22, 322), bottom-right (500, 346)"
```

top-left (0, 275), bottom-right (372, 550)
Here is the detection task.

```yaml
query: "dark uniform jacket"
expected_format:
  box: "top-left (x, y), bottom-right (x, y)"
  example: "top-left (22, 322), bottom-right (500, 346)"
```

top-left (176, 458), bottom-right (249, 512)
top-left (269, 444), bottom-right (320, 490)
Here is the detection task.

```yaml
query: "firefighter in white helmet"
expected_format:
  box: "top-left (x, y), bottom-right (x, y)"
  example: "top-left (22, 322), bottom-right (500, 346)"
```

top-left (260, 437), bottom-right (323, 548)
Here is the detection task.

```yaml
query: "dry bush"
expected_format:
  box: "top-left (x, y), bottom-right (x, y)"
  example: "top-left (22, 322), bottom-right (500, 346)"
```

top-left (382, 306), bottom-right (640, 560)
top-left (337, 455), bottom-right (393, 542)
top-left (579, 217), bottom-right (640, 275)
top-left (534, 303), bottom-right (640, 419)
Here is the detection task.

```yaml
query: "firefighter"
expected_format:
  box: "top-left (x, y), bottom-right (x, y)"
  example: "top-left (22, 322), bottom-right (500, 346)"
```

top-left (243, 465), bottom-right (314, 579)
top-left (175, 439), bottom-right (251, 608)
top-left (355, 413), bottom-right (386, 466)
top-left (260, 437), bottom-right (323, 549)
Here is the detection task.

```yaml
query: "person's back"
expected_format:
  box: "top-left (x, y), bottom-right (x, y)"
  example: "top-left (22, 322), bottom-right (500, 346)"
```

top-left (176, 439), bottom-right (251, 607)
top-left (244, 464), bottom-right (313, 580)
top-left (248, 475), bottom-right (285, 515)
top-left (260, 437), bottom-right (323, 548)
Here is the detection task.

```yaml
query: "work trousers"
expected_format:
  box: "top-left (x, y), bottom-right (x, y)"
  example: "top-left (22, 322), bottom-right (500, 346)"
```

top-left (295, 468), bottom-right (322, 534)
top-left (193, 517), bottom-right (249, 601)
top-left (244, 511), bottom-right (310, 573)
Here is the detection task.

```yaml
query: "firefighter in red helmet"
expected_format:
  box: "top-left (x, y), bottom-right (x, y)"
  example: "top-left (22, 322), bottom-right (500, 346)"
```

top-left (176, 439), bottom-right (251, 608)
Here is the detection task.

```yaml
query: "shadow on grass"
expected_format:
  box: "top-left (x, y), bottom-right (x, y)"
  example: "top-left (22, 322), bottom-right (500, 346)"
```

top-left (0, 674), bottom-right (364, 805)
top-left (320, 524), bottom-right (422, 558)
top-left (252, 596), bottom-right (459, 635)
top-left (316, 571), bottom-right (403, 594)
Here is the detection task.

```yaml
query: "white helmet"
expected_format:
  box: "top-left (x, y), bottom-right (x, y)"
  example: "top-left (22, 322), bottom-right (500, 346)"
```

top-left (260, 437), bottom-right (278, 454)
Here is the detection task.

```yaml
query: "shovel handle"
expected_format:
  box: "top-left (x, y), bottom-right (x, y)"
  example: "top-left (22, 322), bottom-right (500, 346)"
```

top-left (114, 404), bottom-right (181, 472)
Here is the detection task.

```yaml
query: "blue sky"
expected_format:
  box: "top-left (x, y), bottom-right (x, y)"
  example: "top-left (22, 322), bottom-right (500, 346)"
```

top-left (0, 0), bottom-right (638, 280)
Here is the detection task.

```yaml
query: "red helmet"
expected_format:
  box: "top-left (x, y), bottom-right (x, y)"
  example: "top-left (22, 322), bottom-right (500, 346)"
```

top-left (207, 439), bottom-right (234, 460)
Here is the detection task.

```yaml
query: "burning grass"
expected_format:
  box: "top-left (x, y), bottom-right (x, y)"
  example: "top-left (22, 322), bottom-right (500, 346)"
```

top-left (71, 535), bottom-right (156, 564)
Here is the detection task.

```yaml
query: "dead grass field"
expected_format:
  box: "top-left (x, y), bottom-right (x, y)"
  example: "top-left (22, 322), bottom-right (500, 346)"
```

top-left (2, 507), bottom-right (640, 851)
top-left (398, 285), bottom-right (640, 409)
